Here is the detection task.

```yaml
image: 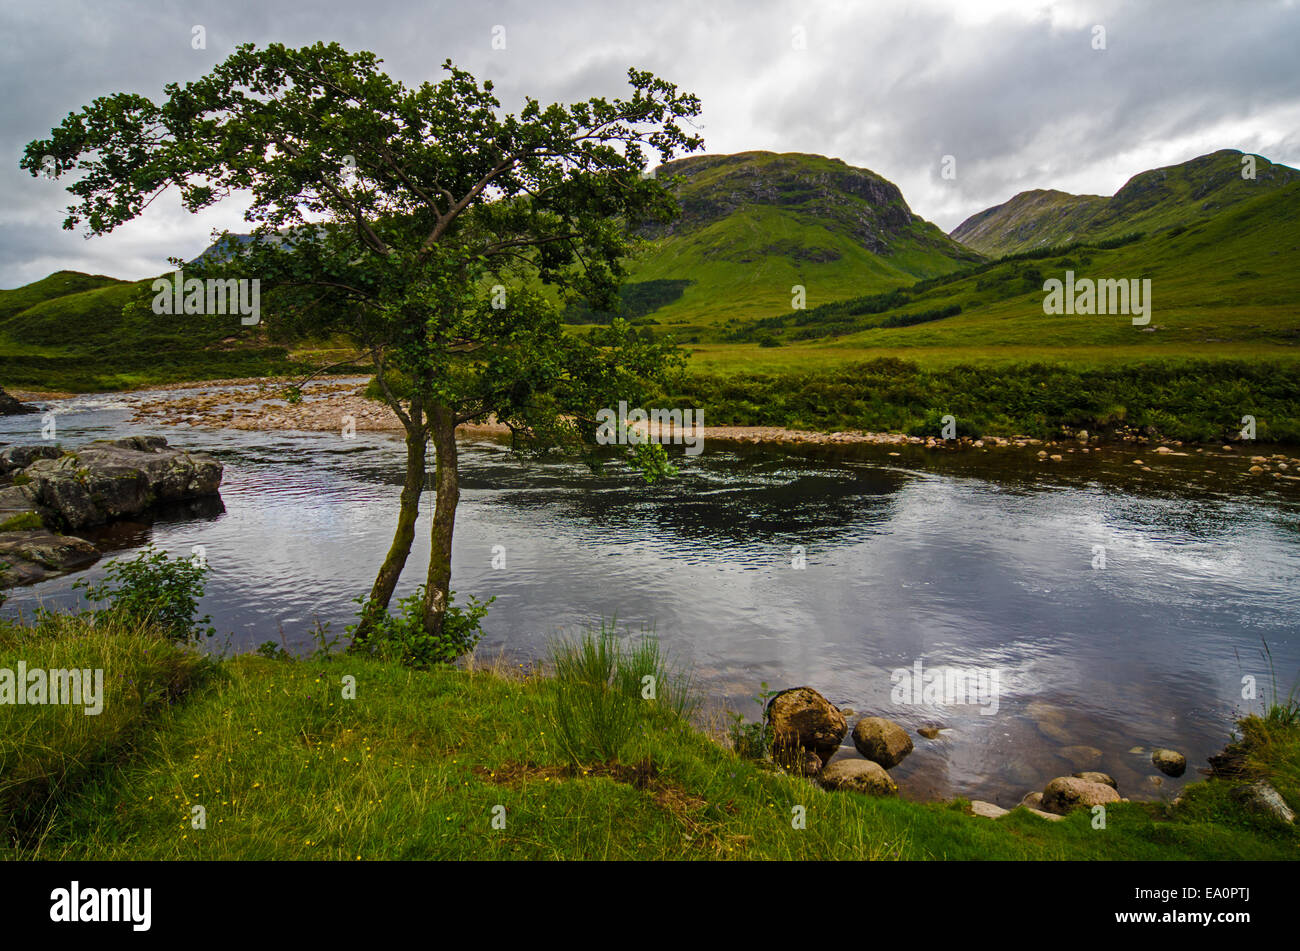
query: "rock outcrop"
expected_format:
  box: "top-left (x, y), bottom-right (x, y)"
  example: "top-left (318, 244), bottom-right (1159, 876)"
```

top-left (0, 436), bottom-right (223, 586)
top-left (0, 530), bottom-right (98, 584)
top-left (0, 388), bottom-right (39, 416)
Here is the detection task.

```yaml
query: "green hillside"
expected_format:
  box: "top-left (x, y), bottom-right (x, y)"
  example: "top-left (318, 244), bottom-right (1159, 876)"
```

top-left (572, 151), bottom-right (984, 333)
top-left (950, 149), bottom-right (1300, 257)
top-left (4, 147), bottom-right (1298, 443)
top-left (720, 179), bottom-right (1300, 355)
top-left (666, 177), bottom-right (1300, 442)
top-left (0, 270), bottom-right (124, 323)
top-left (0, 276), bottom-right (300, 391)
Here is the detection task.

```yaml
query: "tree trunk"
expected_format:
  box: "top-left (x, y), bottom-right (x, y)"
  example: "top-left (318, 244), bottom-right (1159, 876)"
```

top-left (352, 393), bottom-right (426, 643)
top-left (422, 403), bottom-right (460, 636)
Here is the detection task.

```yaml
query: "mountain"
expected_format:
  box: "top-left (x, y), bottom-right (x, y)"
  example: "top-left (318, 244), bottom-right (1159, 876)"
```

top-left (776, 177), bottom-right (1300, 355)
top-left (615, 151), bottom-right (984, 330)
top-left (951, 150), bottom-right (1300, 257)
top-left (9, 149), bottom-right (1298, 393)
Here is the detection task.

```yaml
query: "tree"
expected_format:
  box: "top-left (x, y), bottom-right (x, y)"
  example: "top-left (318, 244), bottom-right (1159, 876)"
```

top-left (23, 41), bottom-right (703, 646)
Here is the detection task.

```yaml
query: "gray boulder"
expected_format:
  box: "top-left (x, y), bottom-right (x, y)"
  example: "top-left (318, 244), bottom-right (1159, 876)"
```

top-left (19, 437), bottom-right (222, 530)
top-left (1, 436), bottom-right (222, 586)
top-left (0, 529), bottom-right (99, 585)
top-left (0, 444), bottom-right (61, 475)
top-left (1233, 782), bottom-right (1295, 824)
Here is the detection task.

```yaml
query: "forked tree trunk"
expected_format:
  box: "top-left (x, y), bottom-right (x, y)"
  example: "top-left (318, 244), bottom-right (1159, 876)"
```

top-left (352, 393), bottom-right (426, 643)
top-left (422, 403), bottom-right (460, 636)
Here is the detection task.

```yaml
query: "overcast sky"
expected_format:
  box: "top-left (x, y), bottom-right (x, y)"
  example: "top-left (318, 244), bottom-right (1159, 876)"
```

top-left (3, 0), bottom-right (1298, 288)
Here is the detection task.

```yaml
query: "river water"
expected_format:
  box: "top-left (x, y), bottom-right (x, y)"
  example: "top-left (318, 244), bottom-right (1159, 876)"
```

top-left (3, 384), bottom-right (1298, 807)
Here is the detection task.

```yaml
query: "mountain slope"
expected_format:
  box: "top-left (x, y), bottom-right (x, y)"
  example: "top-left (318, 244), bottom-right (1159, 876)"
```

top-left (951, 150), bottom-right (1300, 256)
top-left (193, 151), bottom-right (985, 333)
top-left (739, 178), bottom-right (1300, 354)
top-left (0, 275), bottom-right (297, 391)
top-left (0, 271), bottom-right (125, 323)
top-left (620, 151), bottom-right (984, 329)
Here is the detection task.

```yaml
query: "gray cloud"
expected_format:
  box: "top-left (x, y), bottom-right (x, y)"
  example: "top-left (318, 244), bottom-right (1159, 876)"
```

top-left (2, 0), bottom-right (1297, 287)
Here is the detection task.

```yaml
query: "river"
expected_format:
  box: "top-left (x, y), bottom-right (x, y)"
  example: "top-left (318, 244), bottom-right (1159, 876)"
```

top-left (3, 383), bottom-right (1298, 806)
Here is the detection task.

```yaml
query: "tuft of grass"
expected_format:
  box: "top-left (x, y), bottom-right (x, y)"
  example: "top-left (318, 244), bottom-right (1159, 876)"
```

top-left (546, 622), bottom-right (697, 766)
top-left (0, 512), bottom-right (43, 532)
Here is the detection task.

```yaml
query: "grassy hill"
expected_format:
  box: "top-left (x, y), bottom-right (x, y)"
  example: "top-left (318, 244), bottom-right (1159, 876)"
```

top-left (951, 149), bottom-right (1300, 257)
top-left (721, 178), bottom-right (1300, 355)
top-left (0, 270), bottom-right (124, 323)
top-left (0, 275), bottom-right (303, 391)
top-left (580, 151), bottom-right (984, 334)
top-left (666, 175), bottom-right (1300, 442)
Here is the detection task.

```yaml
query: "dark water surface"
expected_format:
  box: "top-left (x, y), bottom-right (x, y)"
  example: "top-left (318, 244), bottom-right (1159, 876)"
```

top-left (3, 385), bottom-right (1298, 806)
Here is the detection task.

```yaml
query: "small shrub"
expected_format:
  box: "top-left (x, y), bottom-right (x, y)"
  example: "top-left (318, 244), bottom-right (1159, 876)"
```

top-left (75, 546), bottom-right (214, 642)
top-left (347, 587), bottom-right (492, 669)
top-left (255, 641), bottom-right (292, 660)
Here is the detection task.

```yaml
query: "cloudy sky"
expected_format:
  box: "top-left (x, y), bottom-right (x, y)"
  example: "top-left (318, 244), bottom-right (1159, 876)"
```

top-left (3, 0), bottom-right (1298, 287)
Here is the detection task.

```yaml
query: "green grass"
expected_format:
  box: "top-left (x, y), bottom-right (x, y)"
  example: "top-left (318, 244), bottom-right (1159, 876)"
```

top-left (0, 270), bottom-right (125, 322)
top-left (663, 357), bottom-right (1300, 442)
top-left (2, 615), bottom-right (1297, 861)
top-left (0, 613), bottom-right (209, 841)
top-left (0, 276), bottom-right (309, 391)
top-left (0, 513), bottom-right (43, 533)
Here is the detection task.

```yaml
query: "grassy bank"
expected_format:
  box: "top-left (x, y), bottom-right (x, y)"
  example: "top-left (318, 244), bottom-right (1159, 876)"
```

top-left (665, 357), bottom-right (1300, 443)
top-left (0, 613), bottom-right (209, 839)
top-left (3, 616), bottom-right (1297, 860)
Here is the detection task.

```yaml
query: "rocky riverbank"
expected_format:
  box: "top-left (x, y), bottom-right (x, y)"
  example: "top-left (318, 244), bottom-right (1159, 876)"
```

top-left (762, 684), bottom-right (1296, 826)
top-left (0, 436), bottom-right (223, 587)
top-left (96, 377), bottom-right (1300, 481)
